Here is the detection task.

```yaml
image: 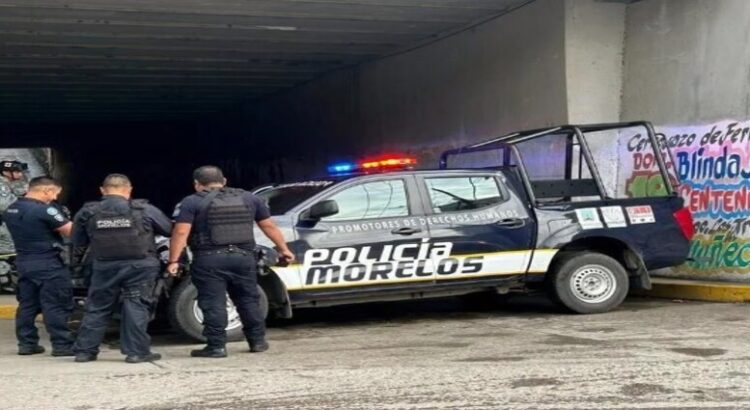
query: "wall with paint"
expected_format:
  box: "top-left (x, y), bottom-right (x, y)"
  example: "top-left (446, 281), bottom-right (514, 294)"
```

top-left (612, 122), bottom-right (750, 282)
top-left (617, 0), bottom-right (750, 282)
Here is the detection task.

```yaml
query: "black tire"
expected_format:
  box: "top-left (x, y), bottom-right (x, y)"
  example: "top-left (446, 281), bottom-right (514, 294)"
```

top-left (549, 252), bottom-right (629, 314)
top-left (167, 278), bottom-right (269, 343)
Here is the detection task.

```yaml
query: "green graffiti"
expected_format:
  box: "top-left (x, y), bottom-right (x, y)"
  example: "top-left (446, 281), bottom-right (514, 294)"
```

top-left (625, 172), bottom-right (668, 198)
top-left (686, 235), bottom-right (750, 272)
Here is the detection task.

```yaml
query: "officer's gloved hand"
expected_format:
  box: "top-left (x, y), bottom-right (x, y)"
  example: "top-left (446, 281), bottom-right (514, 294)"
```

top-left (49, 201), bottom-right (71, 219)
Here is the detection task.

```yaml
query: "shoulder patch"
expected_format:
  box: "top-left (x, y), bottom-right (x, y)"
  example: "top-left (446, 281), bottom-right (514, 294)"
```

top-left (46, 207), bottom-right (60, 216)
top-left (54, 214), bottom-right (64, 222)
top-left (172, 203), bottom-right (182, 218)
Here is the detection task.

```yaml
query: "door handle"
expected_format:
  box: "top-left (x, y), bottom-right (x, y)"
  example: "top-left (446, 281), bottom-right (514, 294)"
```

top-left (495, 218), bottom-right (526, 228)
top-left (391, 227), bottom-right (422, 235)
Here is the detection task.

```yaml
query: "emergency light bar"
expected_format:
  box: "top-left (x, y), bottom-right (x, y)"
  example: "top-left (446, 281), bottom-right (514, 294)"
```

top-left (326, 162), bottom-right (357, 174)
top-left (327, 155), bottom-right (418, 176)
top-left (361, 156), bottom-right (417, 169)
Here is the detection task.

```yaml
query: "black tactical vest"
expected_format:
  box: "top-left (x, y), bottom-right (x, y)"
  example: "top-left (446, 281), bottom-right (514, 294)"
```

top-left (190, 188), bottom-right (255, 250)
top-left (87, 199), bottom-right (154, 261)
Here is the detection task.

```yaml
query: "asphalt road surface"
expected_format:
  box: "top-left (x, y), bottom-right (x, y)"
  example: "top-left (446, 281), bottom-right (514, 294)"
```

top-left (1, 295), bottom-right (749, 410)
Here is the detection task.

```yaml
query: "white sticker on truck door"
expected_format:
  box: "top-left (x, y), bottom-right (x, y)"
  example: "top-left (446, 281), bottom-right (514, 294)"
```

top-left (600, 206), bottom-right (627, 228)
top-left (575, 208), bottom-right (603, 229)
top-left (626, 205), bottom-right (656, 224)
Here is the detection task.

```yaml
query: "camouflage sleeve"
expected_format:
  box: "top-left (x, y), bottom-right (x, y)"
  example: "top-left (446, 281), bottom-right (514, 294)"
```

top-left (0, 180), bottom-right (17, 213)
top-left (9, 180), bottom-right (27, 197)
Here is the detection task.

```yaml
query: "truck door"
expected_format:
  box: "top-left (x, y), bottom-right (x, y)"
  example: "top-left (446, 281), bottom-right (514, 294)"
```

top-left (415, 172), bottom-right (535, 284)
top-left (295, 175), bottom-right (433, 292)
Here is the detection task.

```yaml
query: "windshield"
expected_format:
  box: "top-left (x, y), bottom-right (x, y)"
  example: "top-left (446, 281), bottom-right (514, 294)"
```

top-left (255, 181), bottom-right (335, 215)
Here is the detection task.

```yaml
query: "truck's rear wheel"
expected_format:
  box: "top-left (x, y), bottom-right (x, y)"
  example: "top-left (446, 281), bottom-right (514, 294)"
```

top-left (550, 252), bottom-right (628, 314)
top-left (168, 278), bottom-right (268, 342)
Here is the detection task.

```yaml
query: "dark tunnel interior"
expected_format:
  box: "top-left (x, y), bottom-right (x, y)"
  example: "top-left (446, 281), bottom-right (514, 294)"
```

top-left (1, 119), bottom-right (296, 215)
top-left (0, 1), bottom-right (529, 215)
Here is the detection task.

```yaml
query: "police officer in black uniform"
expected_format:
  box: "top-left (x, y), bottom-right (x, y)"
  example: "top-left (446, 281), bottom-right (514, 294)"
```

top-left (1, 176), bottom-right (75, 356)
top-left (167, 165), bottom-right (294, 358)
top-left (72, 174), bottom-right (172, 363)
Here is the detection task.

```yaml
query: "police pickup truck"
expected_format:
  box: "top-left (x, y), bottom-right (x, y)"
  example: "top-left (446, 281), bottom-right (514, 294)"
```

top-left (167, 122), bottom-right (694, 342)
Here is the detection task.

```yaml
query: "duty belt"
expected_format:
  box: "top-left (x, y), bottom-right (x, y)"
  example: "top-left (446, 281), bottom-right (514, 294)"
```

top-left (193, 245), bottom-right (254, 257)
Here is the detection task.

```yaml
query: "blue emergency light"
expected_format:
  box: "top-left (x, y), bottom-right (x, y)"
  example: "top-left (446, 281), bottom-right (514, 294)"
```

top-left (327, 154), bottom-right (418, 176)
top-left (327, 162), bottom-right (357, 175)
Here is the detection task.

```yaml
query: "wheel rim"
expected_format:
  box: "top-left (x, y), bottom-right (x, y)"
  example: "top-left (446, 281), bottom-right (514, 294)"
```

top-left (192, 295), bottom-right (243, 331)
top-left (569, 264), bottom-right (617, 304)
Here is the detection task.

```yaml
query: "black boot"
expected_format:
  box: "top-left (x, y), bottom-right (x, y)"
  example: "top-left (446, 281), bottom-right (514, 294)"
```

top-left (125, 352), bottom-right (162, 364)
top-left (18, 345), bottom-right (45, 355)
top-left (249, 340), bottom-right (269, 353)
top-left (74, 353), bottom-right (98, 363)
top-left (51, 348), bottom-right (75, 357)
top-left (190, 346), bottom-right (227, 358)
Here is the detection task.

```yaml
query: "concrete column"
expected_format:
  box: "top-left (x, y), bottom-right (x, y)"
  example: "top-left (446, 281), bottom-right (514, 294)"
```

top-left (564, 0), bottom-right (627, 124)
top-left (621, 0), bottom-right (750, 123)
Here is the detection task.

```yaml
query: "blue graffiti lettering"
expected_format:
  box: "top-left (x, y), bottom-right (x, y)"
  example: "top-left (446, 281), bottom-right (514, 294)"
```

top-left (677, 146), bottom-right (749, 181)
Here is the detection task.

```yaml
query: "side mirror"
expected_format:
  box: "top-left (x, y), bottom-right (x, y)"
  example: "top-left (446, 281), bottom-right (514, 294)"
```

top-left (308, 199), bottom-right (339, 220)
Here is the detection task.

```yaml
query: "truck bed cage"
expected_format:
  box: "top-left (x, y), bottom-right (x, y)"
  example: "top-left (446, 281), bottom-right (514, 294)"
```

top-left (439, 121), bottom-right (676, 204)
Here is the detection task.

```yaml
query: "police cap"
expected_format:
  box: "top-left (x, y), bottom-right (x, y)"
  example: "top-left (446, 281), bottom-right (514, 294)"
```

top-left (0, 160), bottom-right (28, 172)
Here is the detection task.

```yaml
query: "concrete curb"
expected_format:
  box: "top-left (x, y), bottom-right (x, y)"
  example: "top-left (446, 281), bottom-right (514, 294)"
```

top-left (641, 277), bottom-right (750, 303)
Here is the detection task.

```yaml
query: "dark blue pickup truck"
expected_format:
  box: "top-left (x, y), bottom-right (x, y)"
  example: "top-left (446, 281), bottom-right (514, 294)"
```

top-left (166, 121), bottom-right (694, 342)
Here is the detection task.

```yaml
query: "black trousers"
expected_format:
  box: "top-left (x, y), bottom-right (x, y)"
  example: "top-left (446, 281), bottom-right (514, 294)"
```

top-left (191, 253), bottom-right (265, 348)
top-left (15, 264), bottom-right (74, 350)
top-left (73, 259), bottom-right (158, 356)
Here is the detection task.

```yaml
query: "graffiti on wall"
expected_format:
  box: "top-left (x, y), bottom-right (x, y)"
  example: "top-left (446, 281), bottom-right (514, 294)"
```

top-left (620, 120), bottom-right (750, 278)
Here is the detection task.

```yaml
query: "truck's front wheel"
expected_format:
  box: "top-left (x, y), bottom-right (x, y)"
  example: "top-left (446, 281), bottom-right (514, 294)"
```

top-left (550, 252), bottom-right (629, 314)
top-left (168, 278), bottom-right (269, 342)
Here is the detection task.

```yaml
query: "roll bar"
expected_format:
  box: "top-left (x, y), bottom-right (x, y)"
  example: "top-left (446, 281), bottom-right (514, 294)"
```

top-left (439, 121), bottom-right (676, 199)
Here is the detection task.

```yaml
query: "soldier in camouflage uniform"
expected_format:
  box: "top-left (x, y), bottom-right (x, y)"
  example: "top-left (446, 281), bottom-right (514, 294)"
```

top-left (0, 161), bottom-right (29, 255)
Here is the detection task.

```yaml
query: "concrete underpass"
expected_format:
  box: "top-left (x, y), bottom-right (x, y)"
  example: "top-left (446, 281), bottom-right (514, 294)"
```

top-left (1, 0), bottom-right (536, 210)
top-left (2, 0), bottom-right (748, 220)
top-left (2, 1), bottom-right (750, 408)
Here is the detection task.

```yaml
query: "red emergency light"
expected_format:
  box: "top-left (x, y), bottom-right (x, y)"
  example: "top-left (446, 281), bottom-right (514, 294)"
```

top-left (327, 154), bottom-right (418, 175)
top-left (360, 155), bottom-right (417, 170)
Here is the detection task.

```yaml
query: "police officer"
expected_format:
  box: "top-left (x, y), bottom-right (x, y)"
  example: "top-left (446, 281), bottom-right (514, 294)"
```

top-left (167, 165), bottom-right (294, 358)
top-left (72, 174), bottom-right (172, 363)
top-left (1, 176), bottom-right (75, 356)
top-left (0, 160), bottom-right (29, 255)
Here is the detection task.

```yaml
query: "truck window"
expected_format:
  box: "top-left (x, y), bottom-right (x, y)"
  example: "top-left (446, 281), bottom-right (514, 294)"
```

top-left (321, 180), bottom-right (409, 221)
top-left (256, 183), bottom-right (333, 215)
top-left (513, 133), bottom-right (603, 203)
top-left (425, 176), bottom-right (504, 213)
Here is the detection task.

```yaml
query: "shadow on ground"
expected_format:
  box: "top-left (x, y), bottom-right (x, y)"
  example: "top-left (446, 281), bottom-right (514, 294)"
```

top-left (147, 293), bottom-right (665, 346)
